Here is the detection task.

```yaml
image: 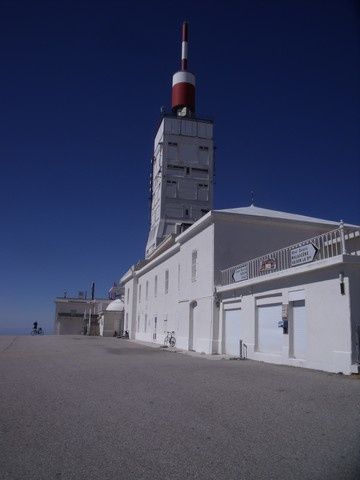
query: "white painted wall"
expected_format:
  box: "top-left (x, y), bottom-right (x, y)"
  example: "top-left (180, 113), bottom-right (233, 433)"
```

top-left (219, 263), bottom-right (359, 374)
top-left (99, 311), bottom-right (124, 337)
top-left (124, 223), bottom-right (215, 353)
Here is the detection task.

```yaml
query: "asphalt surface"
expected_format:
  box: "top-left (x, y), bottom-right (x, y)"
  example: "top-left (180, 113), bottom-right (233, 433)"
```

top-left (0, 335), bottom-right (359, 480)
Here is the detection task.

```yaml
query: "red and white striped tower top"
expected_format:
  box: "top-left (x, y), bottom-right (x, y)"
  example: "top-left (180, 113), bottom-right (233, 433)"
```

top-left (172, 21), bottom-right (196, 114)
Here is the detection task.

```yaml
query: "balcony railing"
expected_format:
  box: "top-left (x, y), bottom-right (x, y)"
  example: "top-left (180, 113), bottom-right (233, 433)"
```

top-left (220, 224), bottom-right (359, 286)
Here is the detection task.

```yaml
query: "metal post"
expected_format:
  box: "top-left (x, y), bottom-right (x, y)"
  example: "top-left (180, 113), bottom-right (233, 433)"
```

top-left (239, 339), bottom-right (243, 359)
top-left (340, 220), bottom-right (347, 255)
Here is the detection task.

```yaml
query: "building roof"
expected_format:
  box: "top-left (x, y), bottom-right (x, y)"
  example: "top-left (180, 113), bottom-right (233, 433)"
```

top-left (106, 299), bottom-right (124, 312)
top-left (214, 205), bottom-right (355, 227)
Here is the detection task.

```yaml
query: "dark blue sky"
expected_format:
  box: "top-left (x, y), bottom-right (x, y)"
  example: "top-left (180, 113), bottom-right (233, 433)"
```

top-left (0, 0), bottom-right (359, 334)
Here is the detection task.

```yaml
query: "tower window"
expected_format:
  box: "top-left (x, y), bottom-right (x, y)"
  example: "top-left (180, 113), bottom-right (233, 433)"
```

top-left (168, 164), bottom-right (183, 170)
top-left (165, 269), bottom-right (169, 294)
top-left (197, 184), bottom-right (209, 201)
top-left (166, 180), bottom-right (177, 198)
top-left (191, 250), bottom-right (198, 283)
top-left (186, 167), bottom-right (190, 174)
top-left (199, 146), bottom-right (209, 151)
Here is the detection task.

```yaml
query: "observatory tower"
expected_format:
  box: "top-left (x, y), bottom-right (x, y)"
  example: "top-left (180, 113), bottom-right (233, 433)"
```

top-left (145, 22), bottom-right (214, 258)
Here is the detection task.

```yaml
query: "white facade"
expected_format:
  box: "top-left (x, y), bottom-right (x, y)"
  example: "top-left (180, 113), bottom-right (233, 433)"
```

top-left (54, 297), bottom-right (111, 335)
top-left (121, 206), bottom-right (360, 374)
top-left (99, 299), bottom-right (124, 337)
top-left (145, 115), bottom-right (214, 258)
top-left (219, 257), bottom-right (360, 374)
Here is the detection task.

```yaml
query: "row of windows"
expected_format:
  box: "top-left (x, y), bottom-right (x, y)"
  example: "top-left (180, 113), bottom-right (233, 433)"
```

top-left (168, 142), bottom-right (209, 151)
top-left (166, 181), bottom-right (209, 201)
top-left (136, 314), bottom-right (168, 334)
top-left (166, 180), bottom-right (208, 188)
top-left (134, 250), bottom-right (198, 305)
top-left (167, 165), bottom-right (209, 177)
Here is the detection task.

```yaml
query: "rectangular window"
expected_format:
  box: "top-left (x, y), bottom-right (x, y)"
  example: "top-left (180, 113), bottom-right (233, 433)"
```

top-left (138, 284), bottom-right (141, 303)
top-left (137, 314), bottom-right (140, 332)
top-left (192, 250), bottom-right (197, 283)
top-left (125, 313), bottom-right (128, 330)
top-left (166, 180), bottom-right (177, 198)
top-left (197, 184), bottom-right (209, 201)
top-left (192, 167), bottom-right (209, 179)
top-left (146, 280), bottom-right (149, 301)
top-left (126, 288), bottom-right (129, 304)
top-left (167, 164), bottom-right (185, 176)
top-left (154, 275), bottom-right (158, 297)
top-left (165, 269), bottom-right (169, 294)
top-left (144, 314), bottom-right (148, 333)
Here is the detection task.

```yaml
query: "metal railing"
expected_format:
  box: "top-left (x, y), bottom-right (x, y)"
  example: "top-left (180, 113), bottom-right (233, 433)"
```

top-left (220, 224), bottom-right (359, 286)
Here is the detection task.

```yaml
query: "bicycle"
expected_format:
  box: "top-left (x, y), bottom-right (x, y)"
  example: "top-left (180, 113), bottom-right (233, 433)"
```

top-left (163, 331), bottom-right (176, 347)
top-left (31, 327), bottom-right (44, 335)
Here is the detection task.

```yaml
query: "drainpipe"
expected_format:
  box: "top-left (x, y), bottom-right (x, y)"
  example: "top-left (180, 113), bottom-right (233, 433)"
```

top-left (339, 220), bottom-right (347, 255)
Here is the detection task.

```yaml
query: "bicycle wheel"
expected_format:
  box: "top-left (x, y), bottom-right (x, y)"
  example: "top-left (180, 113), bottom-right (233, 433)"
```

top-left (38, 328), bottom-right (44, 335)
top-left (169, 336), bottom-right (176, 347)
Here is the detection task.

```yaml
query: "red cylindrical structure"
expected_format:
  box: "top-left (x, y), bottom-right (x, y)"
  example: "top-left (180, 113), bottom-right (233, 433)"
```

top-left (172, 71), bottom-right (195, 112)
top-left (171, 21), bottom-right (196, 113)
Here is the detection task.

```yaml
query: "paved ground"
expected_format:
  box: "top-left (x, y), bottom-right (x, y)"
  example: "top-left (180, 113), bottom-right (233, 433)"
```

top-left (0, 335), bottom-right (359, 480)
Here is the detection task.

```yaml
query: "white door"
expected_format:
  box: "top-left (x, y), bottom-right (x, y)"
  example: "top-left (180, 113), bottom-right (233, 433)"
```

top-left (189, 302), bottom-right (197, 351)
top-left (224, 309), bottom-right (241, 356)
top-left (257, 304), bottom-right (283, 353)
top-left (292, 300), bottom-right (306, 358)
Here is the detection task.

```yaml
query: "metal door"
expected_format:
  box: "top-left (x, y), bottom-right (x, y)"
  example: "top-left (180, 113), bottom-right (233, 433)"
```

top-left (292, 300), bottom-right (306, 358)
top-left (257, 304), bottom-right (283, 353)
top-left (224, 309), bottom-right (241, 356)
top-left (189, 301), bottom-right (197, 351)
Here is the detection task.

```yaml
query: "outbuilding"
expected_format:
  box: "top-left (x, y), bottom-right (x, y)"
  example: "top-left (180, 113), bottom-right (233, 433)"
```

top-left (99, 299), bottom-right (125, 337)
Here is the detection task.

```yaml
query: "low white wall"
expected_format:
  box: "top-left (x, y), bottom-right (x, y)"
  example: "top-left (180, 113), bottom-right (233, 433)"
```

top-left (220, 265), bottom-right (358, 374)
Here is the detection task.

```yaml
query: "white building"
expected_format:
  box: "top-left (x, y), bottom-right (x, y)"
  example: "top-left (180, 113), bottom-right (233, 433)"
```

top-left (54, 295), bottom-right (111, 335)
top-left (99, 299), bottom-right (125, 337)
top-left (121, 206), bottom-right (360, 374)
top-left (119, 23), bottom-right (360, 374)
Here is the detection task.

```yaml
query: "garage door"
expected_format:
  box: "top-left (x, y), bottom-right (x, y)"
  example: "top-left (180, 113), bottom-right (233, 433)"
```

top-left (257, 304), bottom-right (283, 353)
top-left (224, 309), bottom-right (241, 356)
top-left (292, 300), bottom-right (306, 359)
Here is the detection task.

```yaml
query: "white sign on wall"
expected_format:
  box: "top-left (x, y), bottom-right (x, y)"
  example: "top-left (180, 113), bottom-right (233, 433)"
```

top-left (290, 243), bottom-right (318, 267)
top-left (232, 264), bottom-right (248, 282)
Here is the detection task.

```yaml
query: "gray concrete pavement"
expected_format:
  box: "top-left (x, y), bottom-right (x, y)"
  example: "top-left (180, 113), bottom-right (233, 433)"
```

top-left (0, 335), bottom-right (359, 480)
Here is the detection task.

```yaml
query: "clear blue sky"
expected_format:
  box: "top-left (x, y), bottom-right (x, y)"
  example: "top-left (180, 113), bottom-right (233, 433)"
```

top-left (0, 0), bottom-right (359, 334)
